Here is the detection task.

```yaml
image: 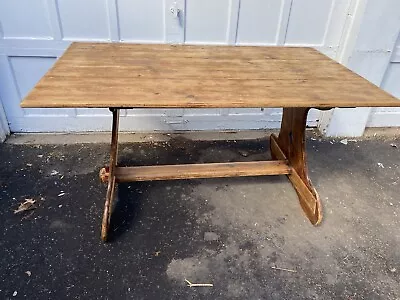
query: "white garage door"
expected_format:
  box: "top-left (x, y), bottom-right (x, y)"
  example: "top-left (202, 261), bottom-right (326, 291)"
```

top-left (0, 0), bottom-right (351, 132)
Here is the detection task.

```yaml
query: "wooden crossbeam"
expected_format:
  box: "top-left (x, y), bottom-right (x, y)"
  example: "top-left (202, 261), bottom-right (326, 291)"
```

top-left (99, 160), bottom-right (291, 183)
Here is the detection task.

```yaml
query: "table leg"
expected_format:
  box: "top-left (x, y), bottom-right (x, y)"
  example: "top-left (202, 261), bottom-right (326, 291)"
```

top-left (270, 107), bottom-right (322, 225)
top-left (101, 108), bottom-right (120, 241)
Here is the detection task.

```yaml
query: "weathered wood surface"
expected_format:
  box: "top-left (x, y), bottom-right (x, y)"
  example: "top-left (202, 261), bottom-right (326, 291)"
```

top-left (21, 42), bottom-right (400, 109)
top-left (99, 160), bottom-right (291, 182)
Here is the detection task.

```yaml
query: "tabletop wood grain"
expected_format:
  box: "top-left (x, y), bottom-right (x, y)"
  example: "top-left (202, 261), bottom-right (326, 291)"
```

top-left (21, 42), bottom-right (400, 109)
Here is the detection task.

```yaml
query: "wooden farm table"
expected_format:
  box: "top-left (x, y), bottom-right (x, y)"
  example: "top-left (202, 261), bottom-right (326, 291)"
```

top-left (21, 42), bottom-right (400, 241)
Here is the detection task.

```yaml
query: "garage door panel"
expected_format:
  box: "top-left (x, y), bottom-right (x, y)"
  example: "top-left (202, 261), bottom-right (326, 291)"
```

top-left (57, 0), bottom-right (109, 40)
top-left (185, 0), bottom-right (230, 43)
top-left (9, 56), bottom-right (73, 116)
top-left (286, 0), bottom-right (334, 45)
top-left (0, 0), bottom-right (52, 38)
top-left (236, 0), bottom-right (282, 44)
top-left (118, 0), bottom-right (165, 41)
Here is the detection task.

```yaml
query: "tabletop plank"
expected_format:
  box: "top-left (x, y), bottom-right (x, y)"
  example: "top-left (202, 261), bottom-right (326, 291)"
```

top-left (21, 42), bottom-right (400, 109)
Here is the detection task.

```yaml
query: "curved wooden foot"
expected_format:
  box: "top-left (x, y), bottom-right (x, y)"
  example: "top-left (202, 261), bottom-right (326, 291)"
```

top-left (101, 109), bottom-right (120, 242)
top-left (270, 107), bottom-right (322, 225)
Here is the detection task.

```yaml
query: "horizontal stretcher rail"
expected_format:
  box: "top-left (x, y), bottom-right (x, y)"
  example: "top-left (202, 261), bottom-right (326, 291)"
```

top-left (99, 160), bottom-right (291, 182)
